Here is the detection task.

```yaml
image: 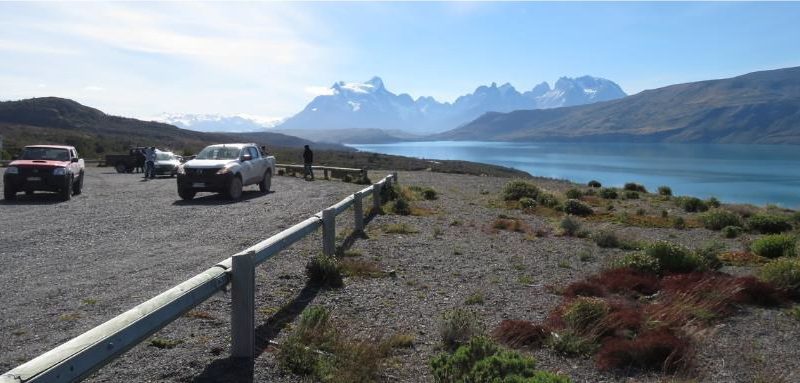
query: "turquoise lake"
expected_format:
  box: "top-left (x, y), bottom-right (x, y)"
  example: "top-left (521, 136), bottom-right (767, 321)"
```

top-left (349, 141), bottom-right (800, 208)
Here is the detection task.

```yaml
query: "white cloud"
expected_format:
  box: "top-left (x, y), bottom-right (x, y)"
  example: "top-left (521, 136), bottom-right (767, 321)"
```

top-left (0, 39), bottom-right (79, 55)
top-left (83, 85), bottom-right (104, 92)
top-left (304, 86), bottom-right (336, 96)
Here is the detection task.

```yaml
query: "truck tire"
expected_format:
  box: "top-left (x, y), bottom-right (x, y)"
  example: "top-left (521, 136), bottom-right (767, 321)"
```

top-left (60, 176), bottom-right (73, 201)
top-left (4, 187), bottom-right (15, 200)
top-left (73, 172), bottom-right (84, 195)
top-left (178, 188), bottom-right (196, 201)
top-left (259, 169), bottom-right (272, 193)
top-left (115, 162), bottom-right (127, 173)
top-left (226, 176), bottom-right (243, 201)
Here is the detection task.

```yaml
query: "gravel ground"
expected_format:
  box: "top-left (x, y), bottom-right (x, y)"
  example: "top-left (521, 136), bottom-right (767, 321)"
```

top-left (2, 168), bottom-right (798, 382)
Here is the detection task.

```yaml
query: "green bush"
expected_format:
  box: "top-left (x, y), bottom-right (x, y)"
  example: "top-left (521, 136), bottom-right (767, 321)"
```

top-left (694, 241), bottom-right (725, 270)
top-left (422, 188), bottom-right (438, 200)
top-left (599, 188), bottom-right (618, 200)
top-left (537, 193), bottom-right (560, 209)
top-left (306, 255), bottom-right (343, 288)
top-left (503, 180), bottom-right (540, 201)
top-left (623, 183), bottom-right (647, 193)
top-left (676, 197), bottom-right (709, 213)
top-left (759, 258), bottom-right (800, 294)
top-left (519, 197), bottom-right (537, 209)
top-left (613, 252), bottom-right (661, 274)
top-left (341, 174), bottom-right (353, 183)
top-left (354, 175), bottom-right (372, 185)
top-left (563, 199), bottom-right (593, 216)
top-left (644, 241), bottom-right (702, 273)
top-left (658, 186), bottom-right (673, 196)
top-left (593, 230), bottom-right (620, 248)
top-left (721, 226), bottom-right (744, 238)
top-left (560, 216), bottom-right (582, 236)
top-left (563, 297), bottom-right (610, 332)
top-left (750, 234), bottom-right (797, 259)
top-left (747, 213), bottom-right (793, 234)
top-left (548, 331), bottom-right (598, 357)
top-left (391, 198), bottom-right (411, 215)
top-left (277, 307), bottom-right (338, 375)
top-left (792, 212), bottom-right (800, 224)
top-left (439, 308), bottom-right (483, 350)
top-left (623, 191), bottom-right (639, 200)
top-left (672, 216), bottom-right (686, 229)
top-left (707, 197), bottom-right (721, 208)
top-left (565, 188), bottom-right (582, 199)
top-left (700, 209), bottom-right (743, 230)
top-left (588, 180), bottom-right (602, 188)
top-left (430, 337), bottom-right (570, 383)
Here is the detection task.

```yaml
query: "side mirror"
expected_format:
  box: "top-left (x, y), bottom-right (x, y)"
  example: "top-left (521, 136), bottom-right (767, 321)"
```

top-left (241, 154), bottom-right (252, 162)
top-left (71, 158), bottom-right (79, 163)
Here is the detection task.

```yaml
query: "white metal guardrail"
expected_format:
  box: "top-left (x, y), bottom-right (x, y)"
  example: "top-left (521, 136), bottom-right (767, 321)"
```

top-left (0, 172), bottom-right (398, 383)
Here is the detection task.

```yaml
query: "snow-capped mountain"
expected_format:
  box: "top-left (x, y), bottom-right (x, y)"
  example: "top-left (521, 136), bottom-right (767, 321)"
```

top-left (277, 76), bottom-right (626, 134)
top-left (155, 113), bottom-right (283, 133)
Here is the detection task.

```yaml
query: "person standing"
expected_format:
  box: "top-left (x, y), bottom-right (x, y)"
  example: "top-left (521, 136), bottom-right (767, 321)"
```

top-left (135, 149), bottom-right (145, 173)
top-left (144, 146), bottom-right (157, 180)
top-left (303, 145), bottom-right (314, 181)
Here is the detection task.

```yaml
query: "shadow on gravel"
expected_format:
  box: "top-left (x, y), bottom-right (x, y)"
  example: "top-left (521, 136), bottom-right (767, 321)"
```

top-left (172, 191), bottom-right (273, 206)
top-left (0, 194), bottom-right (67, 205)
top-left (191, 211), bottom-right (381, 382)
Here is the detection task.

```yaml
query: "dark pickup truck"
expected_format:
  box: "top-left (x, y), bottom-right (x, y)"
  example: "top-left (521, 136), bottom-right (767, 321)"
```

top-left (3, 145), bottom-right (85, 201)
top-left (105, 147), bottom-right (147, 173)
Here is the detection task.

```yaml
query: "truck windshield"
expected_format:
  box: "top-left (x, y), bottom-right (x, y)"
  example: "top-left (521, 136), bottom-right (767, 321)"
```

top-left (156, 152), bottom-right (174, 161)
top-left (21, 148), bottom-right (70, 161)
top-left (195, 147), bottom-right (241, 160)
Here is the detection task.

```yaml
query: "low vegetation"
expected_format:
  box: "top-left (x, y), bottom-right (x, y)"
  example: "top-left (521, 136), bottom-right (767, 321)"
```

top-left (750, 234), bottom-right (797, 258)
top-left (503, 179), bottom-right (541, 201)
top-left (700, 209), bottom-right (743, 230)
top-left (439, 308), bottom-right (483, 350)
top-left (624, 182), bottom-right (647, 193)
top-left (563, 199), bottom-right (593, 216)
top-left (306, 254), bottom-right (344, 289)
top-left (747, 213), bottom-right (794, 234)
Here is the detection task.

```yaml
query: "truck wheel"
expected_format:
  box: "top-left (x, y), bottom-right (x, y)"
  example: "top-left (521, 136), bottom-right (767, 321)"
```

top-left (259, 170), bottom-right (272, 193)
top-left (226, 176), bottom-right (243, 201)
top-left (4, 187), bottom-right (16, 200)
top-left (60, 176), bottom-right (73, 201)
top-left (115, 162), bottom-right (127, 173)
top-left (73, 172), bottom-right (84, 195)
top-left (178, 188), bottom-right (196, 201)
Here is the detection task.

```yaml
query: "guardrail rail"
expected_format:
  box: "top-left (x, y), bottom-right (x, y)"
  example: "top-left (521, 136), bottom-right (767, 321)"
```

top-left (0, 172), bottom-right (399, 383)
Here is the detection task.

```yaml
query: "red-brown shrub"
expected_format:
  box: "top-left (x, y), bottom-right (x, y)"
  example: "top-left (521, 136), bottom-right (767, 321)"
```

top-left (598, 307), bottom-right (644, 338)
top-left (587, 268), bottom-right (659, 297)
top-left (491, 320), bottom-right (550, 349)
top-left (734, 276), bottom-right (787, 307)
top-left (659, 272), bottom-right (730, 294)
top-left (595, 328), bottom-right (690, 372)
top-left (563, 281), bottom-right (607, 298)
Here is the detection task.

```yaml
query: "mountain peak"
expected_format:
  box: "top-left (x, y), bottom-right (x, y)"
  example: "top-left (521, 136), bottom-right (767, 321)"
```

top-left (366, 76), bottom-right (384, 89)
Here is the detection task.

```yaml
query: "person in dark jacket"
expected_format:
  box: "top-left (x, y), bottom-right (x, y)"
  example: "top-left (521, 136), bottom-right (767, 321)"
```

top-left (135, 149), bottom-right (145, 173)
top-left (303, 145), bottom-right (314, 181)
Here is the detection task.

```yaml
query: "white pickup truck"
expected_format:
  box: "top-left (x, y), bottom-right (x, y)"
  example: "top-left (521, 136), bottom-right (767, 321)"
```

top-left (176, 143), bottom-right (276, 201)
top-left (3, 145), bottom-right (85, 201)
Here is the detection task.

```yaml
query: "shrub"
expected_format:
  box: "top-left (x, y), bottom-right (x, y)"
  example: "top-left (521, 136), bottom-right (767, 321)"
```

top-left (623, 191), bottom-right (639, 200)
top-left (422, 188), bottom-right (438, 200)
top-left (734, 276), bottom-right (787, 307)
top-left (593, 230), bottom-right (620, 248)
top-left (595, 328), bottom-right (689, 372)
top-left (548, 331), bottom-right (597, 356)
top-left (439, 308), bottom-right (483, 349)
top-left (491, 320), bottom-right (550, 349)
top-left (721, 226), bottom-right (743, 238)
top-left (759, 258), bottom-right (800, 295)
top-left (586, 268), bottom-right (660, 297)
top-left (503, 180), bottom-right (540, 201)
top-left (672, 216), bottom-right (686, 229)
top-left (560, 216), bottom-right (582, 236)
top-left (676, 197), bottom-right (709, 213)
top-left (699, 209), bottom-right (742, 230)
top-left (537, 193), bottom-right (560, 208)
top-left (563, 297), bottom-right (610, 332)
top-left (613, 253), bottom-right (661, 274)
top-left (565, 188), bottom-right (582, 199)
top-left (707, 197), bottom-right (721, 208)
top-left (277, 307), bottom-right (338, 375)
top-left (623, 183), bottom-right (647, 193)
top-left (563, 199), bottom-right (593, 216)
top-left (588, 180), bottom-right (602, 188)
top-left (306, 255), bottom-right (343, 289)
top-left (658, 186), bottom-right (672, 196)
top-left (644, 241), bottom-right (703, 273)
top-left (693, 241), bottom-right (725, 270)
top-left (519, 197), bottom-right (537, 209)
top-left (599, 188), bottom-right (618, 199)
top-left (384, 223), bottom-right (418, 234)
top-left (354, 175), bottom-right (371, 185)
top-left (341, 174), bottom-right (353, 183)
top-left (747, 213), bottom-right (793, 234)
top-left (750, 234), bottom-right (797, 258)
top-left (390, 198), bottom-right (411, 215)
top-left (792, 211), bottom-right (800, 224)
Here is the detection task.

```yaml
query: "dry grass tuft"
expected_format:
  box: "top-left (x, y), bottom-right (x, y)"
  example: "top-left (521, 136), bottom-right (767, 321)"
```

top-left (491, 320), bottom-right (550, 349)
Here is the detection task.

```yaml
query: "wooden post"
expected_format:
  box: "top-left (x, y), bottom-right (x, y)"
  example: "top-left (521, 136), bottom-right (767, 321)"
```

top-left (231, 251), bottom-right (255, 359)
top-left (322, 207), bottom-right (335, 256)
top-left (353, 191), bottom-right (364, 232)
top-left (324, 168), bottom-right (329, 180)
top-left (372, 183), bottom-right (381, 214)
top-left (392, 171), bottom-right (398, 184)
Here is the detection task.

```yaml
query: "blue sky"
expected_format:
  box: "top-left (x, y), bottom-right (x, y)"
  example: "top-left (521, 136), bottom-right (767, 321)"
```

top-left (1, 2), bottom-right (799, 120)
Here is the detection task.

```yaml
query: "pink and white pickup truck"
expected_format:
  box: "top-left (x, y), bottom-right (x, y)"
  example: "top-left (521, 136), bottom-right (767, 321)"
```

top-left (3, 145), bottom-right (85, 201)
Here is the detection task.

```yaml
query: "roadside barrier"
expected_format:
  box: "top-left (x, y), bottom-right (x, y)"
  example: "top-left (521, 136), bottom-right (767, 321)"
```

top-left (276, 163), bottom-right (366, 180)
top-left (0, 172), bottom-right (399, 383)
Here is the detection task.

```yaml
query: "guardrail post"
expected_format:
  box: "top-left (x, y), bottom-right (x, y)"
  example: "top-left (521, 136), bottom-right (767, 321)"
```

top-left (353, 191), bottom-right (364, 232)
top-left (231, 251), bottom-right (255, 359)
top-left (324, 168), bottom-right (329, 180)
top-left (392, 171), bottom-right (398, 184)
top-left (372, 183), bottom-right (381, 214)
top-left (322, 207), bottom-right (336, 256)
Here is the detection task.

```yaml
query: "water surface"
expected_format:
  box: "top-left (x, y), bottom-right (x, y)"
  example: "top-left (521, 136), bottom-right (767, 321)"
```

top-left (349, 141), bottom-right (800, 208)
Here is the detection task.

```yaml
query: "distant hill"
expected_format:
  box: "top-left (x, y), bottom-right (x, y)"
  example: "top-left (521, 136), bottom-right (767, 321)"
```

top-left (436, 66), bottom-right (800, 144)
top-left (276, 76), bottom-right (626, 136)
top-left (0, 97), bottom-right (343, 158)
